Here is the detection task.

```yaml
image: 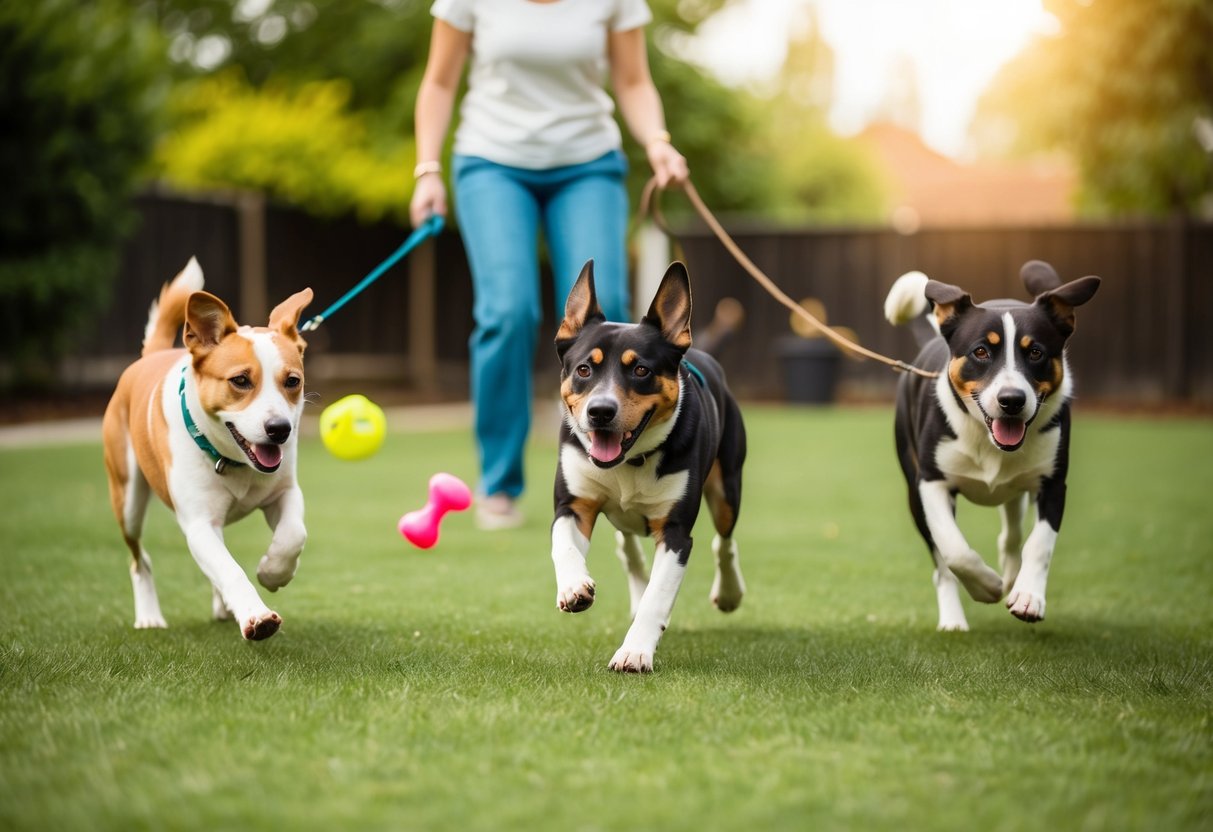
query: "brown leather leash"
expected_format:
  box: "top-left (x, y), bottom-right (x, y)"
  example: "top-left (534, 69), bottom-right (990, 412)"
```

top-left (638, 177), bottom-right (940, 380)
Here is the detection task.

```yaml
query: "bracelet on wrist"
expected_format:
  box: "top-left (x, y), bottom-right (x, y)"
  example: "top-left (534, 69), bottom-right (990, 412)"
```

top-left (413, 160), bottom-right (443, 179)
top-left (645, 130), bottom-right (672, 150)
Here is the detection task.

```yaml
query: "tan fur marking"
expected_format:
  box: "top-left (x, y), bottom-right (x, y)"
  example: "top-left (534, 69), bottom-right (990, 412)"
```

top-left (649, 516), bottom-right (667, 547)
top-left (562, 377), bottom-right (587, 419)
top-left (621, 350), bottom-right (637, 366)
top-left (1036, 357), bottom-right (1064, 399)
top-left (948, 356), bottom-right (979, 399)
top-left (569, 496), bottom-right (603, 540)
top-left (1049, 296), bottom-right (1077, 331)
top-left (195, 335), bottom-right (262, 415)
top-left (1020, 335), bottom-right (1032, 349)
top-left (987, 331), bottom-right (1001, 345)
top-left (589, 348), bottom-right (604, 365)
top-left (703, 462), bottom-right (735, 535)
top-left (619, 375), bottom-right (679, 432)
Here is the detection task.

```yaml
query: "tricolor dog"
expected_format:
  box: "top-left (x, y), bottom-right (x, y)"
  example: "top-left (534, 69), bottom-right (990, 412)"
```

top-left (102, 258), bottom-right (313, 640)
top-left (884, 260), bottom-right (1099, 630)
top-left (551, 260), bottom-right (747, 673)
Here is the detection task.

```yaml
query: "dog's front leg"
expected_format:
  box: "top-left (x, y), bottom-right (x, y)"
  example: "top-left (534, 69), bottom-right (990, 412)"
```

top-left (1006, 476), bottom-right (1065, 622)
top-left (180, 517), bottom-right (280, 640)
top-left (257, 485), bottom-right (307, 591)
top-left (998, 493), bottom-right (1028, 595)
top-left (609, 530), bottom-right (690, 673)
top-left (552, 514), bottom-right (596, 613)
top-left (919, 480), bottom-right (1003, 603)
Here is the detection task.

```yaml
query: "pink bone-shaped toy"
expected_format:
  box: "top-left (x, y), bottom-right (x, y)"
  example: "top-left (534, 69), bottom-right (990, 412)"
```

top-left (397, 473), bottom-right (473, 549)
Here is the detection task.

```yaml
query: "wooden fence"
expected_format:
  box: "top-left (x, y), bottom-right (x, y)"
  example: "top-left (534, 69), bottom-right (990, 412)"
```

top-left (63, 190), bottom-right (1213, 405)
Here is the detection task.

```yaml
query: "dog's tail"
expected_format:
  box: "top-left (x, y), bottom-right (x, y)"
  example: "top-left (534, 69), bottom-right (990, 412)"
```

top-left (884, 270), bottom-right (938, 348)
top-left (1020, 260), bottom-right (1062, 296)
top-left (142, 257), bottom-right (205, 357)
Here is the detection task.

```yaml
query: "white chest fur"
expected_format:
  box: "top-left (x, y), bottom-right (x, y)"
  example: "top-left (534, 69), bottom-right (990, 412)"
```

top-left (559, 443), bottom-right (689, 536)
top-left (931, 351), bottom-right (1070, 507)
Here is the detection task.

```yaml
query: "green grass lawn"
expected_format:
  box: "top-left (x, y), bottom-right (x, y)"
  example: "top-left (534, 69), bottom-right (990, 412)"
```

top-left (1, 405), bottom-right (1211, 831)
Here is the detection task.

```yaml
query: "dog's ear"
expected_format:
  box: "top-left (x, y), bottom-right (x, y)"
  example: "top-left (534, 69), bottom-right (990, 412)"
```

top-left (1021, 260), bottom-right (1061, 296)
top-left (268, 288), bottom-right (314, 354)
top-left (1036, 275), bottom-right (1100, 336)
top-left (924, 280), bottom-right (972, 336)
top-left (183, 292), bottom-right (238, 356)
top-left (556, 260), bottom-right (605, 357)
top-left (642, 261), bottom-right (693, 352)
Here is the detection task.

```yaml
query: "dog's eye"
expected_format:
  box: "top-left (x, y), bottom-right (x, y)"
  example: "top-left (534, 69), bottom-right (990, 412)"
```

top-left (634, 365), bottom-right (650, 378)
top-left (972, 346), bottom-right (991, 361)
top-left (576, 364), bottom-right (591, 379)
top-left (1026, 346), bottom-right (1045, 363)
top-left (229, 374), bottom-right (253, 390)
top-left (284, 375), bottom-right (301, 389)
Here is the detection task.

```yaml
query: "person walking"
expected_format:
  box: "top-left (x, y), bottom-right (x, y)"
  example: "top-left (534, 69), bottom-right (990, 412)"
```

top-left (410, 0), bottom-right (690, 530)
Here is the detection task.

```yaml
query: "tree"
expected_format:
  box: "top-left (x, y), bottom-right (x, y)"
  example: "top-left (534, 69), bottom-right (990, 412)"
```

top-left (973, 0), bottom-right (1213, 218)
top-left (0, 1), bottom-right (166, 386)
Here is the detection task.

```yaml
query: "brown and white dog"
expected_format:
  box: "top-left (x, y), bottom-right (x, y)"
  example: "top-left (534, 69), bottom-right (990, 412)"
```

top-left (102, 258), bottom-right (313, 640)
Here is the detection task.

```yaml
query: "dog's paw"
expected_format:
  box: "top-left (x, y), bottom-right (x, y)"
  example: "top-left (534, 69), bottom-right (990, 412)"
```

top-left (133, 614), bottom-right (167, 630)
top-left (608, 646), bottom-right (653, 673)
top-left (1006, 588), bottom-right (1046, 622)
top-left (936, 618), bottom-right (969, 633)
top-left (241, 611), bottom-right (282, 641)
top-left (556, 578), bottom-right (596, 613)
top-left (257, 555), bottom-right (297, 592)
top-left (710, 572), bottom-right (745, 613)
top-left (950, 554), bottom-right (1004, 604)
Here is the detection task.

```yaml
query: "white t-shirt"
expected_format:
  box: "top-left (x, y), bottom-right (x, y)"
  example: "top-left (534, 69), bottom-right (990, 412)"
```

top-left (431, 0), bottom-right (653, 169)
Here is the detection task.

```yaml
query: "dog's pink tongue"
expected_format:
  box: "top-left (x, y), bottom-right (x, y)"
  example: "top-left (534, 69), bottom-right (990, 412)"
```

top-left (992, 418), bottom-right (1026, 447)
top-left (253, 443), bottom-right (283, 468)
top-left (589, 431), bottom-right (622, 463)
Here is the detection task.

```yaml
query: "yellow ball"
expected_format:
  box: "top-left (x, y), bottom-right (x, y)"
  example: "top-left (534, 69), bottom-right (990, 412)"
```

top-left (319, 394), bottom-right (386, 460)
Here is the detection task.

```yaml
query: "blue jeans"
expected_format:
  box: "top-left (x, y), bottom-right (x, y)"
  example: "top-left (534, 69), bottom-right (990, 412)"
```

top-left (452, 149), bottom-right (631, 499)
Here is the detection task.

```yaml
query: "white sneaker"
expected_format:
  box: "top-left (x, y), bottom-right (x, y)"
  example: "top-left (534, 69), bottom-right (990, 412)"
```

top-left (475, 493), bottom-right (524, 531)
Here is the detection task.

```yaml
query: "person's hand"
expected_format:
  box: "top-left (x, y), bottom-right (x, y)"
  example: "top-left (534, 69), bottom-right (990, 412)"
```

top-left (410, 173), bottom-right (448, 227)
top-left (646, 138), bottom-right (689, 188)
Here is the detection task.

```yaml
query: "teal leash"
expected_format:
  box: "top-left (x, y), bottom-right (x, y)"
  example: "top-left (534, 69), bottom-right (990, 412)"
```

top-left (300, 214), bottom-right (444, 333)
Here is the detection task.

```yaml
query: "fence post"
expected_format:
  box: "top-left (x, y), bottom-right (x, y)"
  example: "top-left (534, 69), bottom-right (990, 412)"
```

top-left (237, 191), bottom-right (268, 322)
top-left (1164, 216), bottom-right (1190, 399)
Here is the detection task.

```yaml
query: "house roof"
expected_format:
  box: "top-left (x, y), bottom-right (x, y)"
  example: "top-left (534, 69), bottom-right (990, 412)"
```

top-left (854, 122), bottom-right (1076, 228)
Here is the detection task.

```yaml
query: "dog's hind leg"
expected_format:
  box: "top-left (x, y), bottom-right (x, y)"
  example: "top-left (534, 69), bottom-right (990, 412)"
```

top-left (704, 462), bottom-right (745, 613)
top-left (998, 494), bottom-right (1027, 595)
top-left (211, 587), bottom-right (231, 621)
top-left (919, 480), bottom-right (1003, 604)
top-left (106, 440), bottom-right (167, 630)
top-left (610, 534), bottom-right (691, 673)
top-left (614, 531), bottom-right (649, 620)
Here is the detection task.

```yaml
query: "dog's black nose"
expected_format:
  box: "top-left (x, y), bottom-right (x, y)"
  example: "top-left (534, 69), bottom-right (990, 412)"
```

top-left (264, 417), bottom-right (292, 444)
top-left (586, 398), bottom-right (617, 427)
top-left (997, 389), bottom-right (1027, 415)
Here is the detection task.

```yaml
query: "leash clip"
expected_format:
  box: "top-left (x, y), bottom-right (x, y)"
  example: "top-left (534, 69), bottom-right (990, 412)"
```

top-left (214, 457), bottom-right (229, 475)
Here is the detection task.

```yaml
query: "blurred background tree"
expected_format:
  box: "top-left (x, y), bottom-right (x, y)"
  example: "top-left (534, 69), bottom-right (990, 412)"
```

top-left (971, 0), bottom-right (1213, 218)
top-left (0, 0), bottom-right (166, 387)
top-left (143, 0), bottom-right (885, 222)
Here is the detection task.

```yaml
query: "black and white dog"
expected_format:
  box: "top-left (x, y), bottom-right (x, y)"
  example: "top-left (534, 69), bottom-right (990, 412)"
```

top-left (884, 261), bottom-right (1100, 630)
top-left (551, 260), bottom-right (747, 672)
